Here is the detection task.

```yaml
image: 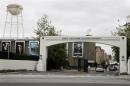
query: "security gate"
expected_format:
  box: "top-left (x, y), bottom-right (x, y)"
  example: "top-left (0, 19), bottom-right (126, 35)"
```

top-left (37, 36), bottom-right (127, 74)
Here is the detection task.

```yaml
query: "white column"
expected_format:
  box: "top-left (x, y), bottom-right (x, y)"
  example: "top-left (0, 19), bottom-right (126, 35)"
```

top-left (128, 57), bottom-right (130, 74)
top-left (37, 38), bottom-right (47, 71)
top-left (119, 36), bottom-right (127, 74)
top-left (41, 46), bottom-right (47, 71)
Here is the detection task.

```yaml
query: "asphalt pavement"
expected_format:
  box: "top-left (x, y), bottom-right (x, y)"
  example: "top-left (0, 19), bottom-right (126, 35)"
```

top-left (0, 74), bottom-right (130, 83)
top-left (0, 70), bottom-right (130, 86)
top-left (0, 83), bottom-right (130, 86)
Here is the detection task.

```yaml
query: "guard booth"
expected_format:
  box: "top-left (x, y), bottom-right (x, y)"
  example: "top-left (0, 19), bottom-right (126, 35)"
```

top-left (38, 36), bottom-right (127, 75)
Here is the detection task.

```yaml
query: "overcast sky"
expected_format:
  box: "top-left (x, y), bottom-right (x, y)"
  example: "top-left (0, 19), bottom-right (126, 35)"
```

top-left (0, 0), bottom-right (130, 55)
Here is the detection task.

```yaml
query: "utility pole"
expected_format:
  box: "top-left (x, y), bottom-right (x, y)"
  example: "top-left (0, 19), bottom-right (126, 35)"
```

top-left (7, 43), bottom-right (10, 59)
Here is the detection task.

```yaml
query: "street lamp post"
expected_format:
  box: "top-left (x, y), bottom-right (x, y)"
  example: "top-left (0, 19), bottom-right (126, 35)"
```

top-left (77, 55), bottom-right (81, 71)
top-left (84, 59), bottom-right (88, 72)
top-left (7, 43), bottom-right (10, 60)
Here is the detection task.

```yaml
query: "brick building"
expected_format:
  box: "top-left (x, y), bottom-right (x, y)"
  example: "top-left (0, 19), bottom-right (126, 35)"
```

top-left (96, 46), bottom-right (111, 65)
top-left (67, 42), bottom-right (96, 68)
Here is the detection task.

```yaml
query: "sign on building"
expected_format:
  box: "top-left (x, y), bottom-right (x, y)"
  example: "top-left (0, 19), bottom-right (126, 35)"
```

top-left (72, 42), bottom-right (83, 57)
top-left (2, 41), bottom-right (11, 52)
top-left (15, 41), bottom-right (25, 54)
top-left (29, 41), bottom-right (39, 56)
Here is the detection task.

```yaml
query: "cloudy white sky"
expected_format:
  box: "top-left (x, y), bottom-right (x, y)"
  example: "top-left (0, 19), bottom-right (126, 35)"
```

top-left (0, 0), bottom-right (130, 54)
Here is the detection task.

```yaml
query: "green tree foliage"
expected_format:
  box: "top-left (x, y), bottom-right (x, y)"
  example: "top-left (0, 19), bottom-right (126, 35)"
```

top-left (35, 15), bottom-right (57, 38)
top-left (35, 15), bottom-right (68, 70)
top-left (112, 46), bottom-right (119, 62)
top-left (47, 44), bottom-right (68, 70)
top-left (112, 23), bottom-right (130, 62)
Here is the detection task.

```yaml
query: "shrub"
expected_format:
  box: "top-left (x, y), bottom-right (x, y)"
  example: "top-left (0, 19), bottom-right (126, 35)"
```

top-left (0, 51), bottom-right (39, 61)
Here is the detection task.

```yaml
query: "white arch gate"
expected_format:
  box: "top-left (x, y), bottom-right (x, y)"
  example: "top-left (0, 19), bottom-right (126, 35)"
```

top-left (37, 36), bottom-right (127, 74)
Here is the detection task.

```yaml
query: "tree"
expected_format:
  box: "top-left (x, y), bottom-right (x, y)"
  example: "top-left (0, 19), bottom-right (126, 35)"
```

top-left (47, 44), bottom-right (68, 70)
top-left (111, 46), bottom-right (119, 62)
top-left (112, 22), bottom-right (130, 62)
top-left (35, 14), bottom-right (57, 38)
top-left (35, 15), bottom-right (68, 70)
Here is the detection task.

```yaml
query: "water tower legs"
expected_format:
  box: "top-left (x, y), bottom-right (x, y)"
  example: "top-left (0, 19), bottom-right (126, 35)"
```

top-left (3, 4), bottom-right (24, 38)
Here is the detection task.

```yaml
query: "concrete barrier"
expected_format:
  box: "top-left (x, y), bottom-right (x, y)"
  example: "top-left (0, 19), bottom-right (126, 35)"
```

top-left (0, 59), bottom-right (38, 70)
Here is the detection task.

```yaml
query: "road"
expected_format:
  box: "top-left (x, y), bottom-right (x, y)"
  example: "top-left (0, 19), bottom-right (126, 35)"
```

top-left (0, 83), bottom-right (130, 86)
top-left (0, 75), bottom-right (130, 86)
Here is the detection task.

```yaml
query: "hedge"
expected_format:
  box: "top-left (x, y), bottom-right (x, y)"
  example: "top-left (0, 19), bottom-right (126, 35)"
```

top-left (0, 51), bottom-right (39, 61)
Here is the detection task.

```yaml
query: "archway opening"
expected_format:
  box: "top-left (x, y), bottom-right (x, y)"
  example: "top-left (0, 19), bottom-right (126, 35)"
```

top-left (95, 43), bottom-right (119, 75)
top-left (45, 41), bottom-right (119, 75)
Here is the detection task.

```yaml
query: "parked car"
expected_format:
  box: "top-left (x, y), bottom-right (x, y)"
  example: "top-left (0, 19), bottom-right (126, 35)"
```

top-left (96, 67), bottom-right (104, 72)
top-left (114, 63), bottom-right (119, 71)
top-left (109, 64), bottom-right (117, 71)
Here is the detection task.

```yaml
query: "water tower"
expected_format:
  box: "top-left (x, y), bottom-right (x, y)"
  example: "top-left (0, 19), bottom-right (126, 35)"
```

top-left (126, 15), bottom-right (130, 24)
top-left (3, 4), bottom-right (24, 38)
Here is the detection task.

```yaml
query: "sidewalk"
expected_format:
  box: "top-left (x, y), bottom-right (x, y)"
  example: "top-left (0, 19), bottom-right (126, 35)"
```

top-left (0, 70), bottom-right (130, 79)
